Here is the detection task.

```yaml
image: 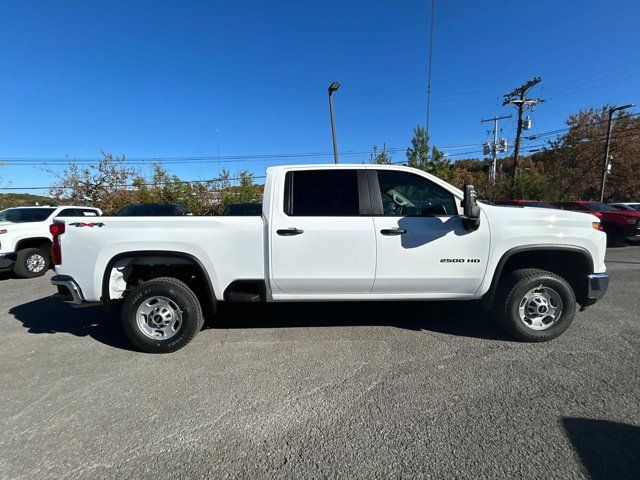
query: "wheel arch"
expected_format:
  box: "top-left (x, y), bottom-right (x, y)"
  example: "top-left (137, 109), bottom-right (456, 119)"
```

top-left (482, 245), bottom-right (594, 308)
top-left (101, 251), bottom-right (217, 313)
top-left (15, 237), bottom-right (52, 252)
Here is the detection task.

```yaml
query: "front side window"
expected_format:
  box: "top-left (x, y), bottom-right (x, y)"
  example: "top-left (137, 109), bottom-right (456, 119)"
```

top-left (285, 170), bottom-right (359, 216)
top-left (375, 170), bottom-right (456, 216)
top-left (586, 203), bottom-right (616, 212)
top-left (0, 208), bottom-right (56, 223)
top-left (567, 203), bottom-right (590, 212)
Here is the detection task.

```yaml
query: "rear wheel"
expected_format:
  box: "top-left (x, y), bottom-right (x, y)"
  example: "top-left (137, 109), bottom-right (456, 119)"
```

top-left (604, 224), bottom-right (623, 247)
top-left (13, 247), bottom-right (50, 278)
top-left (121, 277), bottom-right (204, 353)
top-left (494, 268), bottom-right (576, 342)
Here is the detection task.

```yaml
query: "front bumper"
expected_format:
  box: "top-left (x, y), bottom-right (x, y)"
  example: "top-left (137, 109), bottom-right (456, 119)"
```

top-left (0, 252), bottom-right (16, 271)
top-left (582, 273), bottom-right (609, 307)
top-left (51, 274), bottom-right (86, 304)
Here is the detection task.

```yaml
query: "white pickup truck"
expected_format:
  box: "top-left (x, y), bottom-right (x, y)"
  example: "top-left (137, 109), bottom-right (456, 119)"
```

top-left (0, 205), bottom-right (102, 277)
top-left (50, 164), bottom-right (609, 353)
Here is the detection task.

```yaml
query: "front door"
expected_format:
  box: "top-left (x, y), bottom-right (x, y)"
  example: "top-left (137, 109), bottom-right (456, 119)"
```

top-left (370, 169), bottom-right (490, 296)
top-left (270, 168), bottom-right (376, 296)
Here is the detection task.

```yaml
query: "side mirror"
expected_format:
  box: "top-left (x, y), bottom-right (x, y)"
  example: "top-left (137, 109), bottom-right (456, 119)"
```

top-left (462, 184), bottom-right (481, 231)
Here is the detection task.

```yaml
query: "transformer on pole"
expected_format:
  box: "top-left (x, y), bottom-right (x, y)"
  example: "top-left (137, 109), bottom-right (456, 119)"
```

top-left (480, 115), bottom-right (512, 182)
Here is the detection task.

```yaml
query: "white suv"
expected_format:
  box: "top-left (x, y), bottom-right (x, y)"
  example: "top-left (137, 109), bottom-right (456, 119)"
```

top-left (0, 205), bottom-right (102, 278)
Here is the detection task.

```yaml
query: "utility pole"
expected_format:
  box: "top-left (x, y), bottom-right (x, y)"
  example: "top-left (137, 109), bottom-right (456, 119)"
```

top-left (481, 114), bottom-right (511, 181)
top-left (503, 77), bottom-right (543, 197)
top-left (599, 103), bottom-right (635, 202)
top-left (328, 82), bottom-right (341, 164)
top-left (425, 0), bottom-right (435, 138)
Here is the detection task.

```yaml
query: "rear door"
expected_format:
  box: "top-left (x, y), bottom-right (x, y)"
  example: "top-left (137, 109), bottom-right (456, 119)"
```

top-left (370, 169), bottom-right (490, 296)
top-left (269, 168), bottom-right (376, 295)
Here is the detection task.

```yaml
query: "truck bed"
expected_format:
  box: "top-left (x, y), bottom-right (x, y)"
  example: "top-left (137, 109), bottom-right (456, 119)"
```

top-left (56, 216), bottom-right (264, 302)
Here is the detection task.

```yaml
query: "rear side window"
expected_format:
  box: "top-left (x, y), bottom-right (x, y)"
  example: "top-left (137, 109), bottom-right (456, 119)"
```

top-left (57, 208), bottom-right (80, 217)
top-left (375, 170), bottom-right (457, 216)
top-left (78, 209), bottom-right (99, 216)
top-left (57, 208), bottom-right (99, 217)
top-left (285, 170), bottom-right (359, 216)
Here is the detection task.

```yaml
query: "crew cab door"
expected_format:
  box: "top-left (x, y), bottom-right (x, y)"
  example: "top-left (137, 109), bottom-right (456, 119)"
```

top-left (369, 169), bottom-right (490, 296)
top-left (269, 168), bottom-right (376, 296)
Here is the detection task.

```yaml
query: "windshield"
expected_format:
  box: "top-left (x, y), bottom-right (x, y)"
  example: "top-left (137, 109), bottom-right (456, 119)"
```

top-left (585, 203), bottom-right (617, 212)
top-left (0, 208), bottom-right (56, 223)
top-left (116, 204), bottom-right (189, 216)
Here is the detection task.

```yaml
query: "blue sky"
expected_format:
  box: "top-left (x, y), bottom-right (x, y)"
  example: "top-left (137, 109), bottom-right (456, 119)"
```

top-left (1, 0), bottom-right (639, 193)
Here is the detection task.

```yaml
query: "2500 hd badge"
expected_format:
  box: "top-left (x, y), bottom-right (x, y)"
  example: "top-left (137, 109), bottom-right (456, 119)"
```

top-left (440, 258), bottom-right (481, 263)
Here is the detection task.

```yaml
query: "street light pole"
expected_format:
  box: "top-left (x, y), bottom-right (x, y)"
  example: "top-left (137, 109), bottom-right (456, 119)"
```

top-left (328, 82), bottom-right (341, 164)
top-left (599, 103), bottom-right (634, 202)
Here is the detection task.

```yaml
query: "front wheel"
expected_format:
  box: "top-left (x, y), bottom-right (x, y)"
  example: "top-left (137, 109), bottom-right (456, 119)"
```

top-left (14, 247), bottom-right (50, 278)
top-left (494, 268), bottom-right (576, 342)
top-left (121, 277), bottom-right (204, 353)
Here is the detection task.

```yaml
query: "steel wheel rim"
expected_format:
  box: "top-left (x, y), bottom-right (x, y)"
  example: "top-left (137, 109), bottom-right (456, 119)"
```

top-left (518, 286), bottom-right (563, 331)
top-left (26, 253), bottom-right (46, 273)
top-left (136, 296), bottom-right (183, 340)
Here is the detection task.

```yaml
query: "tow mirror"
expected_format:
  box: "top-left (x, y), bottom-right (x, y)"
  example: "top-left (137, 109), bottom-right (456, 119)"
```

top-left (462, 184), bottom-right (481, 231)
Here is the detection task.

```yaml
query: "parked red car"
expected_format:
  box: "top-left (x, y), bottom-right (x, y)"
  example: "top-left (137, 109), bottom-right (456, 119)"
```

top-left (495, 199), bottom-right (555, 209)
top-left (552, 201), bottom-right (640, 245)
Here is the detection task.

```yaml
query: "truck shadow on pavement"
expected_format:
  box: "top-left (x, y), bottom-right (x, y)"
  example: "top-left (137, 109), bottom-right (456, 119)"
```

top-left (9, 297), bottom-right (135, 351)
top-left (562, 417), bottom-right (640, 480)
top-left (213, 300), bottom-right (510, 341)
top-left (9, 296), bottom-right (509, 351)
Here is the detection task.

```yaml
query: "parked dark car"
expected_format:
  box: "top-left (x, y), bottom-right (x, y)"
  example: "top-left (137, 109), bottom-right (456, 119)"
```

top-left (495, 199), bottom-right (555, 209)
top-left (552, 201), bottom-right (640, 245)
top-left (116, 203), bottom-right (192, 216)
top-left (222, 203), bottom-right (262, 216)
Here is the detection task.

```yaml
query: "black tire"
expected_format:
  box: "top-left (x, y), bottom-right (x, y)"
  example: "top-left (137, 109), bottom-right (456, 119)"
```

top-left (494, 268), bottom-right (576, 342)
top-left (604, 224), bottom-right (623, 247)
top-left (13, 247), bottom-right (50, 278)
top-left (121, 277), bottom-right (204, 353)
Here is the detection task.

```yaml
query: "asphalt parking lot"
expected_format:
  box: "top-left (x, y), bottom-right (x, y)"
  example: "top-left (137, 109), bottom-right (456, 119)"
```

top-left (1, 248), bottom-right (639, 479)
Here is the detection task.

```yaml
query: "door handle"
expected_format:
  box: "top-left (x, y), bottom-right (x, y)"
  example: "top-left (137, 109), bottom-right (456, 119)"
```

top-left (380, 228), bottom-right (407, 235)
top-left (277, 228), bottom-right (304, 236)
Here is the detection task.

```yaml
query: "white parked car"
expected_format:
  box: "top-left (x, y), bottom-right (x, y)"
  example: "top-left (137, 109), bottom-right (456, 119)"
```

top-left (50, 165), bottom-right (608, 353)
top-left (0, 205), bottom-right (102, 277)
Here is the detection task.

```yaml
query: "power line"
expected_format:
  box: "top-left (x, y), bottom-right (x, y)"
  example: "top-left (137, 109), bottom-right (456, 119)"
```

top-left (0, 143), bottom-right (488, 166)
top-left (523, 112), bottom-right (640, 142)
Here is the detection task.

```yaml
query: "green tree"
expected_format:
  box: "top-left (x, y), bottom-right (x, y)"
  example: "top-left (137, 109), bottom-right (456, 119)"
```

top-left (406, 125), bottom-right (451, 180)
top-left (370, 144), bottom-right (392, 164)
top-left (217, 169), bottom-right (262, 213)
top-left (536, 106), bottom-right (640, 201)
